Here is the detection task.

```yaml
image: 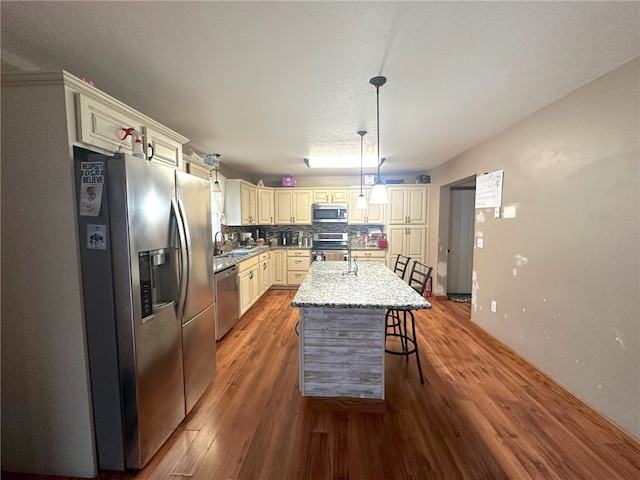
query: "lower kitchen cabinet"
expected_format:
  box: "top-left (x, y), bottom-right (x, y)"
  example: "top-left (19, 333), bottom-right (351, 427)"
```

top-left (387, 225), bottom-right (428, 269)
top-left (353, 249), bottom-right (387, 263)
top-left (286, 249), bottom-right (310, 286)
top-left (259, 252), bottom-right (272, 295)
top-left (238, 256), bottom-right (259, 317)
top-left (272, 250), bottom-right (286, 286)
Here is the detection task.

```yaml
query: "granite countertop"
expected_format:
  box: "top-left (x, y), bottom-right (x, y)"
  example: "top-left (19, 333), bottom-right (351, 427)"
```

top-left (291, 261), bottom-right (431, 310)
top-left (213, 245), bottom-right (311, 273)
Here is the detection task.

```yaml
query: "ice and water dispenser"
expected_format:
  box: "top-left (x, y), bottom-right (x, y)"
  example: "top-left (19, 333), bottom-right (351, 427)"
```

top-left (138, 248), bottom-right (176, 321)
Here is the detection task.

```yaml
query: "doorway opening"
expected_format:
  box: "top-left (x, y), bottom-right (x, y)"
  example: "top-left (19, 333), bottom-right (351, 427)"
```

top-left (446, 177), bottom-right (476, 303)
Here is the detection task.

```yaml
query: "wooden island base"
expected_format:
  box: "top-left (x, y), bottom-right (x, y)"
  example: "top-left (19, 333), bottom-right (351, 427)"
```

top-left (308, 396), bottom-right (387, 413)
top-left (298, 306), bottom-right (386, 399)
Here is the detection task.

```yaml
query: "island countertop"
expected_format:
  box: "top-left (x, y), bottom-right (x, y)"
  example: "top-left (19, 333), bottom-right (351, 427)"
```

top-left (291, 261), bottom-right (431, 310)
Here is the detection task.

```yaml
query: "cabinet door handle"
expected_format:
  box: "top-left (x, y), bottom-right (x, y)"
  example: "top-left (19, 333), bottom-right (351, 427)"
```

top-left (249, 271), bottom-right (254, 279)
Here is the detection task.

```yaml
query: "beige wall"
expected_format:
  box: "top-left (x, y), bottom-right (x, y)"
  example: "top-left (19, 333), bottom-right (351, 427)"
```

top-left (428, 58), bottom-right (639, 439)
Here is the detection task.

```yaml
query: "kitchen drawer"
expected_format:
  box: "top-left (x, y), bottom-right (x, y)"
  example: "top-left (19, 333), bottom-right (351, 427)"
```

top-left (354, 250), bottom-right (387, 262)
top-left (238, 256), bottom-right (259, 273)
top-left (287, 256), bottom-right (309, 271)
top-left (287, 271), bottom-right (307, 286)
top-left (260, 252), bottom-right (271, 262)
top-left (286, 249), bottom-right (309, 257)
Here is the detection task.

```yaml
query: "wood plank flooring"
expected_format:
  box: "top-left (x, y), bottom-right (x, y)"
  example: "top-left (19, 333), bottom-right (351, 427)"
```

top-left (4, 291), bottom-right (639, 479)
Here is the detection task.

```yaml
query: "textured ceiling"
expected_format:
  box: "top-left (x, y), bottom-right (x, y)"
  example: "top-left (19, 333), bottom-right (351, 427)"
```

top-left (2, 1), bottom-right (638, 180)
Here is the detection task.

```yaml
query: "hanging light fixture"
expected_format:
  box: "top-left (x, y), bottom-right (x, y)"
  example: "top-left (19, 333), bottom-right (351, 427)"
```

top-left (355, 130), bottom-right (368, 210)
top-left (368, 75), bottom-right (389, 205)
top-left (205, 153), bottom-right (222, 193)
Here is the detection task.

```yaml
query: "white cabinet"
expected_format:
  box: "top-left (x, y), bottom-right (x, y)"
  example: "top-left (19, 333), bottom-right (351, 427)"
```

top-left (75, 90), bottom-right (186, 169)
top-left (183, 153), bottom-right (212, 181)
top-left (387, 226), bottom-right (428, 268)
top-left (312, 188), bottom-right (348, 204)
top-left (238, 256), bottom-right (260, 317)
top-left (353, 249), bottom-right (387, 263)
top-left (225, 180), bottom-right (258, 226)
top-left (387, 186), bottom-right (429, 225)
top-left (272, 250), bottom-right (287, 286)
top-left (274, 189), bottom-right (312, 224)
top-left (348, 189), bottom-right (386, 224)
top-left (286, 249), bottom-right (310, 286)
top-left (76, 93), bottom-right (140, 155)
top-left (142, 126), bottom-right (184, 169)
top-left (257, 187), bottom-right (275, 225)
top-left (258, 252), bottom-right (272, 295)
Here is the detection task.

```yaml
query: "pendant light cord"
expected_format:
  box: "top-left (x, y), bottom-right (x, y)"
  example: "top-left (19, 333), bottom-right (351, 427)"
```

top-left (376, 84), bottom-right (381, 182)
top-left (358, 130), bottom-right (367, 194)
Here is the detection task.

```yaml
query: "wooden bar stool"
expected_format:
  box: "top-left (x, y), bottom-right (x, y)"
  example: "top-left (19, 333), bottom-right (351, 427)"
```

top-left (385, 260), bottom-right (433, 383)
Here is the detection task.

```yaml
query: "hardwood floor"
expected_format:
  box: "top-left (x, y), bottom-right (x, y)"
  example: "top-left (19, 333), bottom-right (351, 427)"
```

top-left (4, 291), bottom-right (639, 479)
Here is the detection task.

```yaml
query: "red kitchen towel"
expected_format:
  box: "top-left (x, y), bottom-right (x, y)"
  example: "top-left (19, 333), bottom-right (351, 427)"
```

top-left (423, 277), bottom-right (432, 298)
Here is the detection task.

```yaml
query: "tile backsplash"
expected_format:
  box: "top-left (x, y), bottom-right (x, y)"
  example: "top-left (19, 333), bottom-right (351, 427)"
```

top-left (224, 223), bottom-right (384, 248)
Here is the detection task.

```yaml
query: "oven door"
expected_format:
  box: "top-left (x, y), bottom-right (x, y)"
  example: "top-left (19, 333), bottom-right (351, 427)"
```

top-left (325, 251), bottom-right (348, 262)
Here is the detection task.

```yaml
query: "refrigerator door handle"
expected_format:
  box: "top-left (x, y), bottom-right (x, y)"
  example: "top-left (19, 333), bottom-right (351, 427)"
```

top-left (172, 198), bottom-right (188, 320)
top-left (177, 198), bottom-right (193, 317)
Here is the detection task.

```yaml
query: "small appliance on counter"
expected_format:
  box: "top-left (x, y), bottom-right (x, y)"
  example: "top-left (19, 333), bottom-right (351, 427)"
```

top-left (281, 231), bottom-right (293, 246)
top-left (253, 227), bottom-right (267, 240)
top-left (240, 232), bottom-right (253, 245)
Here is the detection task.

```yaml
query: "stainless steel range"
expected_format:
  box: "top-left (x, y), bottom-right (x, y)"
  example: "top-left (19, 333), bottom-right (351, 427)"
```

top-left (311, 232), bottom-right (349, 261)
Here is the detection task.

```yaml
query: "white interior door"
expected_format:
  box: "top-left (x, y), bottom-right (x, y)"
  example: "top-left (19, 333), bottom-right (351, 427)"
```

top-left (447, 188), bottom-right (475, 294)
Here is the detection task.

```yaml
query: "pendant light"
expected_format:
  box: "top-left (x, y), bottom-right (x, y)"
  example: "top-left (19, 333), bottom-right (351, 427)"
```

top-left (205, 153), bottom-right (222, 193)
top-left (355, 130), bottom-right (368, 210)
top-left (368, 76), bottom-right (389, 205)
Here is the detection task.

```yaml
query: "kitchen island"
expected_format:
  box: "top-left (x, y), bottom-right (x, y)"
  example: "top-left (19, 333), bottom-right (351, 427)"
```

top-left (292, 261), bottom-right (431, 399)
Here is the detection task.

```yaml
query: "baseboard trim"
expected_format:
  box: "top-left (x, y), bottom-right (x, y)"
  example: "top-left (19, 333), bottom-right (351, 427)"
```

top-left (467, 319), bottom-right (640, 445)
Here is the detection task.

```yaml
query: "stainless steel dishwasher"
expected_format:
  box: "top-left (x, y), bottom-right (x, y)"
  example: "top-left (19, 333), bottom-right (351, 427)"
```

top-left (214, 265), bottom-right (239, 340)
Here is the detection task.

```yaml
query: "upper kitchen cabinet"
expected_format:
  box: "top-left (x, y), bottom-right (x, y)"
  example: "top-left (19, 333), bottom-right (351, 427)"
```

top-left (312, 188), bottom-right (348, 204)
top-left (73, 77), bottom-right (187, 169)
top-left (142, 126), bottom-right (184, 169)
top-left (274, 189), bottom-right (312, 224)
top-left (387, 186), bottom-right (429, 225)
top-left (257, 187), bottom-right (275, 225)
top-left (347, 189), bottom-right (385, 224)
top-left (183, 153), bottom-right (212, 181)
top-left (225, 180), bottom-right (258, 226)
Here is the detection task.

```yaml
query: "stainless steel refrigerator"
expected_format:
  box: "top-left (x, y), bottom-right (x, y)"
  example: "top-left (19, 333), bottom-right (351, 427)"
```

top-left (74, 150), bottom-right (216, 470)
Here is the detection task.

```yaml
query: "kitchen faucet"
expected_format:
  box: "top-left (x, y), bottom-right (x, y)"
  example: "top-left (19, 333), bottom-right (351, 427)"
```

top-left (213, 231), bottom-right (224, 256)
top-left (342, 246), bottom-right (358, 276)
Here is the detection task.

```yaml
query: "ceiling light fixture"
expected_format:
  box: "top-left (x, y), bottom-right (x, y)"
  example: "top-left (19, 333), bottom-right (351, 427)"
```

top-left (355, 130), bottom-right (368, 210)
top-left (368, 75), bottom-right (389, 205)
top-left (304, 156), bottom-right (383, 169)
top-left (205, 153), bottom-right (222, 192)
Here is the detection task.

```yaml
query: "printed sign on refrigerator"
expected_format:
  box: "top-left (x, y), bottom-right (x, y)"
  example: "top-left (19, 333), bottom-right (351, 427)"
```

top-left (87, 224), bottom-right (107, 250)
top-left (79, 161), bottom-right (104, 216)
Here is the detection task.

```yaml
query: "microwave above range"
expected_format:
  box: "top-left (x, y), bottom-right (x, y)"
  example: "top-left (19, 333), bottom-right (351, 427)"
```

top-left (311, 203), bottom-right (348, 223)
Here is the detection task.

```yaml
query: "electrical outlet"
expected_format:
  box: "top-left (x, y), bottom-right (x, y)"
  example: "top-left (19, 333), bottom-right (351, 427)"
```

top-left (491, 300), bottom-right (497, 313)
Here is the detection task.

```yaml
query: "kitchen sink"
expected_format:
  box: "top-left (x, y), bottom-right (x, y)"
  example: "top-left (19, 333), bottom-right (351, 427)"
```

top-left (229, 247), bottom-right (260, 256)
